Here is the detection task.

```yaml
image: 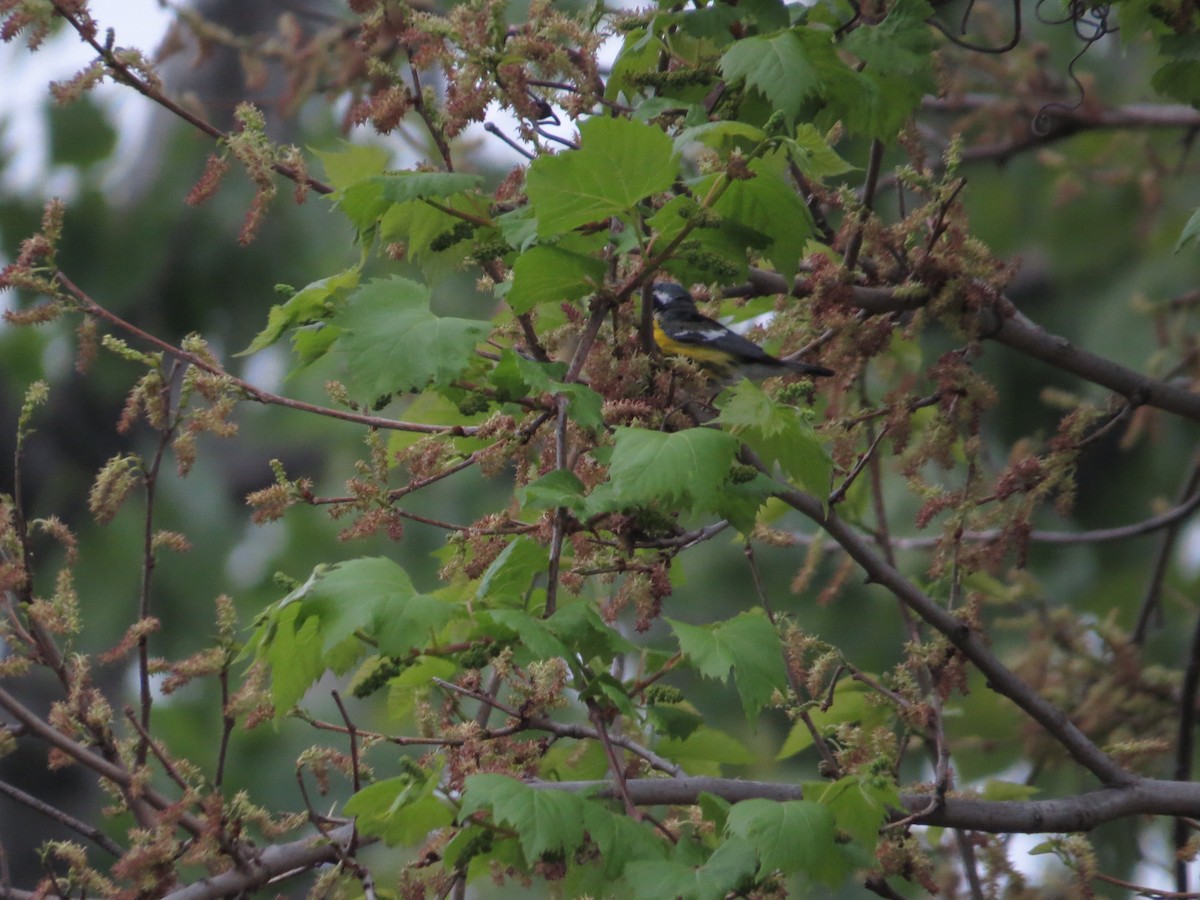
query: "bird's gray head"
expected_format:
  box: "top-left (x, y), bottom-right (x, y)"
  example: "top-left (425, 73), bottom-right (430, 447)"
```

top-left (651, 283), bottom-right (696, 314)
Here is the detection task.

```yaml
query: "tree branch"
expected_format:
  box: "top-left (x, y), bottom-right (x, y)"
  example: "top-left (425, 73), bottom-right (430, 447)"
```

top-left (773, 489), bottom-right (1134, 787)
top-left (528, 776), bottom-right (1200, 833)
top-left (163, 823), bottom-right (357, 900)
top-left (55, 272), bottom-right (478, 436)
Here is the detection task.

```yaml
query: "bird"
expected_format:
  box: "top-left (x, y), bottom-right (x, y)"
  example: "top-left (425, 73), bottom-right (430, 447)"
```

top-left (650, 283), bottom-right (834, 382)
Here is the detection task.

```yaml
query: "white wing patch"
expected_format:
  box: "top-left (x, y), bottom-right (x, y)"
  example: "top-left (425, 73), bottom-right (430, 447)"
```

top-left (677, 327), bottom-right (730, 343)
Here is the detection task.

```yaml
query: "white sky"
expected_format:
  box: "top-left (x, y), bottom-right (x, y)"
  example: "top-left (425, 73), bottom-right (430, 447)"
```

top-left (0, 0), bottom-right (173, 194)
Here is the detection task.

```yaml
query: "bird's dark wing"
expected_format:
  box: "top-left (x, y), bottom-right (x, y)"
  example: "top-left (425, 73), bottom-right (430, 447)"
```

top-left (667, 312), bottom-right (780, 362)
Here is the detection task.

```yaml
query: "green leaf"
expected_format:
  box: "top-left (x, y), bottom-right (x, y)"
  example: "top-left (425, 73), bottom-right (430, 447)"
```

top-left (581, 801), bottom-right (667, 876)
top-left (648, 194), bottom-right (758, 283)
top-left (374, 594), bottom-right (457, 657)
top-left (669, 610), bottom-right (788, 718)
top-left (657, 725), bottom-right (756, 773)
top-left (334, 276), bottom-right (489, 396)
top-left (725, 799), bottom-right (836, 879)
top-left (789, 124), bottom-right (856, 178)
top-left (248, 558), bottom-right (456, 711)
top-left (313, 143), bottom-right (390, 191)
top-left (645, 702), bottom-right (704, 741)
top-left (713, 157), bottom-right (814, 282)
top-left (337, 172), bottom-right (485, 232)
top-left (675, 120), bottom-right (767, 154)
top-left (387, 655), bottom-right (459, 720)
top-left (526, 116), bottom-right (677, 235)
top-left (476, 536), bottom-right (550, 607)
top-left (517, 470), bottom-right (589, 514)
top-left (719, 30), bottom-right (829, 126)
top-left (489, 350), bottom-right (605, 432)
top-left (840, 0), bottom-right (936, 136)
top-left (460, 775), bottom-right (588, 865)
top-left (507, 246), bottom-right (606, 313)
top-left (606, 427), bottom-right (741, 517)
top-left (483, 609), bottom-right (572, 661)
top-left (803, 774), bottom-right (897, 856)
top-left (1176, 207), bottom-right (1200, 253)
top-left (345, 775), bottom-right (454, 846)
top-left (777, 678), bottom-right (882, 760)
top-left (625, 837), bottom-right (757, 900)
top-left (485, 602), bottom-right (635, 667)
top-left (240, 268), bottom-right (361, 356)
top-left (716, 380), bottom-right (833, 497)
top-left (1154, 59), bottom-right (1200, 106)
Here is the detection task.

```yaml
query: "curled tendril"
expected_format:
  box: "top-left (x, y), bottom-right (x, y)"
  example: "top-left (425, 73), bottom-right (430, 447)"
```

top-left (1032, 0), bottom-right (1118, 136)
top-left (926, 0), bottom-right (1021, 54)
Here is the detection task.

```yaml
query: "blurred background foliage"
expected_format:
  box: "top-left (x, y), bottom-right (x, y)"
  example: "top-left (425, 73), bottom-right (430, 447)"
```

top-left (3, 0), bottom-right (1200, 895)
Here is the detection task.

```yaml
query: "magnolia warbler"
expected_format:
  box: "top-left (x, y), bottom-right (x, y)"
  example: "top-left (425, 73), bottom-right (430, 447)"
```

top-left (651, 283), bottom-right (834, 382)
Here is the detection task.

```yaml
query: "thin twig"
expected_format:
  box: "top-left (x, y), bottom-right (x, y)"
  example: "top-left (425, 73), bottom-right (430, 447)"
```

top-left (50, 3), bottom-right (332, 195)
top-left (1134, 450), bottom-right (1200, 643)
top-left (214, 661), bottom-right (235, 790)
top-left (331, 691), bottom-right (362, 794)
top-left (774, 486), bottom-right (1135, 787)
top-left (843, 138), bottom-right (885, 272)
top-left (56, 273), bottom-right (480, 436)
top-left (1175, 605), bottom-right (1200, 893)
top-left (136, 360), bottom-right (180, 767)
top-left (0, 777), bottom-right (125, 858)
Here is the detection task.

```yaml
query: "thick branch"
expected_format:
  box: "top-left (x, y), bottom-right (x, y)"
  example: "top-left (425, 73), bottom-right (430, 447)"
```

top-left (528, 776), bottom-right (1200, 834)
top-left (163, 823), bottom-right (356, 900)
top-left (775, 490), bottom-right (1133, 787)
top-left (742, 269), bottom-right (1200, 426)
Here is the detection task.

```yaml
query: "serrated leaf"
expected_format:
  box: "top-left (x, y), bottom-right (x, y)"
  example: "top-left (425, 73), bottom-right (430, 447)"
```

top-left (483, 609), bottom-right (572, 661)
top-left (517, 470), bottom-right (589, 514)
top-left (313, 143), bottom-right (390, 192)
top-left (607, 427), bottom-right (740, 517)
top-left (489, 351), bottom-right (605, 431)
top-left (789, 124), bottom-right (856, 178)
top-left (657, 725), bottom-right (756, 772)
top-left (725, 799), bottom-right (837, 878)
top-left (334, 276), bottom-right (488, 396)
top-left (713, 158), bottom-right (814, 282)
top-left (625, 837), bottom-right (757, 900)
top-left (581, 803), bottom-right (667, 876)
top-left (717, 380), bottom-right (832, 497)
top-left (240, 268), bottom-right (361, 356)
top-left (248, 557), bottom-right (456, 711)
top-left (803, 774), bottom-right (897, 856)
top-left (345, 773), bottom-right (453, 846)
top-left (669, 610), bottom-right (788, 718)
top-left (374, 594), bottom-right (457, 657)
top-left (476, 536), bottom-right (550, 606)
top-left (460, 775), bottom-right (588, 865)
top-left (719, 30), bottom-right (828, 126)
top-left (338, 173), bottom-right (484, 232)
top-left (507, 246), bottom-right (606, 313)
top-left (526, 116), bottom-right (677, 235)
top-left (840, 0), bottom-right (936, 136)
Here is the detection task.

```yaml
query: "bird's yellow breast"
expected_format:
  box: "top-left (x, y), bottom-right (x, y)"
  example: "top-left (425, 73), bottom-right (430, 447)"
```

top-left (653, 321), bottom-right (734, 372)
